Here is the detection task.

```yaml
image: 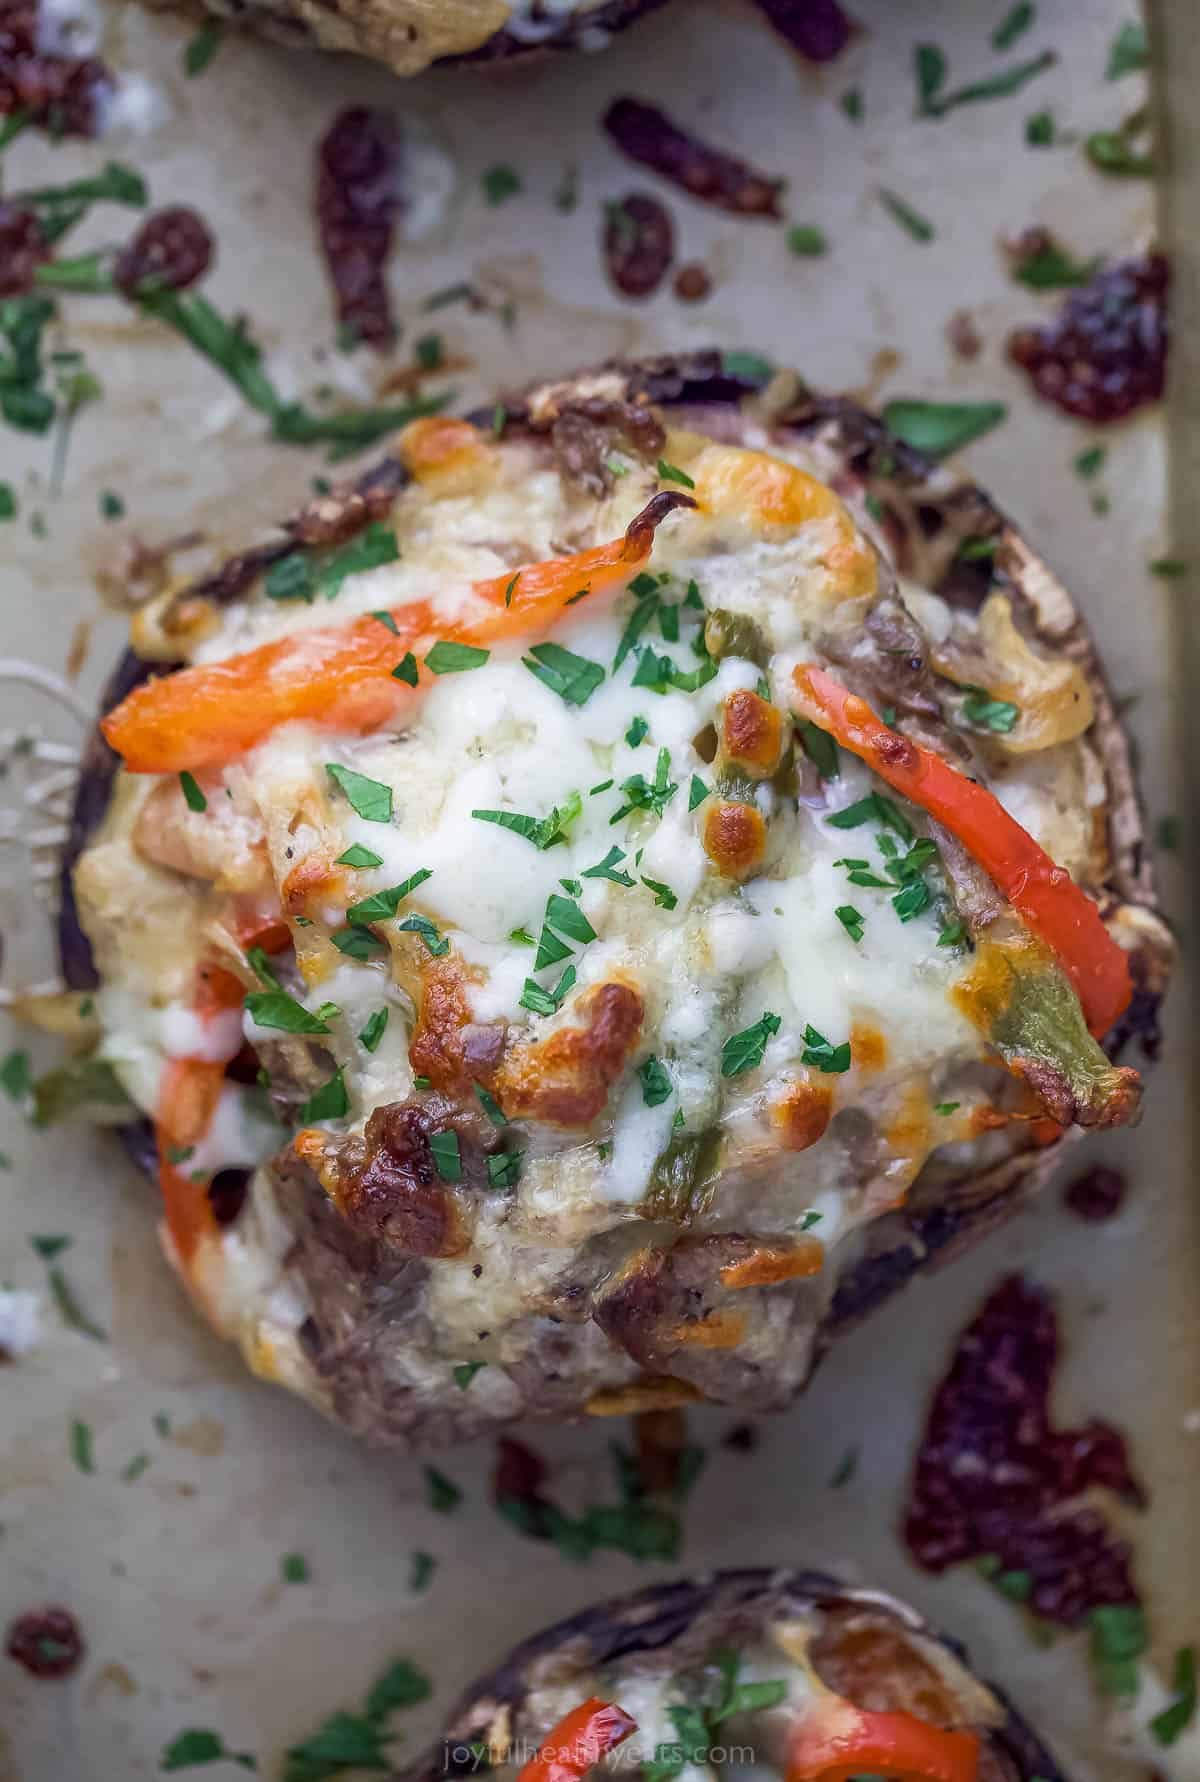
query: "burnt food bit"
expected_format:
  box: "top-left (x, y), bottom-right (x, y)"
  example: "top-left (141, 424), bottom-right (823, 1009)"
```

top-left (6, 1606), bottom-right (85, 1678)
top-left (904, 1274), bottom-right (1144, 1626)
top-left (113, 207), bottom-right (214, 297)
top-left (0, 0), bottom-right (112, 136)
top-left (316, 107), bottom-right (402, 349)
top-left (1007, 252), bottom-right (1168, 422)
top-left (603, 99), bottom-right (784, 218)
top-left (749, 0), bottom-right (854, 60)
top-left (604, 192), bottom-right (675, 298)
top-left (1063, 1163), bottom-right (1127, 1222)
top-left (673, 262), bottom-right (712, 302)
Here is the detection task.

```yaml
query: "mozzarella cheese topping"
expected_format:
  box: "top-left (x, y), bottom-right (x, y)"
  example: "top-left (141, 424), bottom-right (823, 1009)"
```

top-left (73, 411), bottom-right (1109, 1394)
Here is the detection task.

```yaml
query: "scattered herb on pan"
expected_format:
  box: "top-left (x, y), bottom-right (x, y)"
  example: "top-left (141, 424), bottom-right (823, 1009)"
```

top-left (1150, 558), bottom-right (1188, 578)
top-left (40, 1245), bottom-right (107, 1340)
top-left (425, 1466), bottom-right (461, 1513)
top-left (1106, 20), bottom-right (1148, 80)
top-left (281, 1656), bottom-right (430, 1782)
top-left (409, 1550), bottom-right (435, 1592)
top-left (161, 1729), bottom-right (256, 1772)
top-left (881, 398), bottom-right (1008, 457)
top-left (877, 188), bottom-right (935, 242)
top-left (481, 164), bottom-right (521, 206)
top-left (829, 1444), bottom-right (859, 1487)
top-left (1026, 109), bottom-right (1056, 145)
top-left (840, 89), bottom-right (864, 122)
top-left (992, 3), bottom-right (1035, 51)
top-left (1012, 237), bottom-right (1101, 289)
top-left (99, 488), bottom-right (124, 518)
top-left (182, 21), bottom-right (223, 75)
top-left (69, 1417), bottom-right (94, 1474)
top-left (1073, 445), bottom-right (1107, 479)
top-left (786, 224), bottom-right (827, 257)
top-left (1090, 1603), bottom-right (1147, 1698)
top-left (281, 1553), bottom-right (310, 1584)
top-left (1085, 127), bottom-right (1154, 178)
top-left (921, 50), bottom-right (1055, 117)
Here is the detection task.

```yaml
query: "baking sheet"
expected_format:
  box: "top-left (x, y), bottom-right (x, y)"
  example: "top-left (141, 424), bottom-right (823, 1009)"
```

top-left (1, 0), bottom-right (1196, 1775)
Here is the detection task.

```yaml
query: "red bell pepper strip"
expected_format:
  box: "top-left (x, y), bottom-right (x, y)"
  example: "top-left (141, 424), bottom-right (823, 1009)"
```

top-left (788, 1697), bottom-right (979, 1782)
top-left (515, 1697), bottom-right (638, 1782)
top-left (791, 664), bottom-right (1131, 1038)
top-left (103, 492), bottom-right (695, 775)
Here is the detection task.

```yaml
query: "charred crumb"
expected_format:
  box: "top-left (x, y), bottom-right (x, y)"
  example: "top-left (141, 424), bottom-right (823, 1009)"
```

top-left (673, 263), bottom-right (713, 303)
top-left (904, 1273), bottom-right (1145, 1626)
top-left (945, 310), bottom-right (983, 360)
top-left (603, 99), bottom-right (784, 219)
top-left (1007, 252), bottom-right (1168, 422)
top-left (722, 1421), bottom-right (759, 1452)
top-left (6, 1606), bottom-right (85, 1678)
top-left (748, 0), bottom-right (855, 61)
top-left (316, 108), bottom-right (403, 350)
top-left (604, 192), bottom-right (675, 298)
top-left (1063, 1164), bottom-right (1127, 1222)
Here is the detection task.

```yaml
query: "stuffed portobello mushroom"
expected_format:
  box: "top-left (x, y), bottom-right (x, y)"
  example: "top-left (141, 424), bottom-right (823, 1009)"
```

top-left (398, 1569), bottom-right (1069, 1782)
top-left (61, 351), bottom-right (1172, 1447)
top-left (139, 0), bottom-right (668, 77)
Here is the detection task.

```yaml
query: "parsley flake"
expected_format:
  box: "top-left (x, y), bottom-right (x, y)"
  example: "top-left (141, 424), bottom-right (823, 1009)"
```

top-left (836, 904), bottom-right (865, 942)
top-left (487, 1150), bottom-right (522, 1189)
top-left (582, 846), bottom-right (635, 887)
top-left (346, 872), bottom-right (433, 925)
top-left (522, 641), bottom-right (605, 706)
top-left (721, 1012), bottom-right (781, 1078)
top-left (179, 771), bottom-right (207, 813)
top-left (472, 795), bottom-right (581, 851)
top-left (787, 224), bottom-right (828, 257)
top-left (336, 844), bottom-right (383, 868)
top-left (182, 20), bottom-right (223, 74)
top-left (519, 964), bottom-right (576, 1017)
top-left (326, 763), bottom-right (392, 823)
top-left (626, 715), bottom-right (649, 747)
top-left (879, 188), bottom-right (935, 242)
top-left (397, 913), bottom-right (449, 956)
top-left (244, 991), bottom-right (335, 1035)
top-left (300, 1068), bottom-right (348, 1123)
top-left (482, 164), bottom-right (521, 206)
top-left (801, 1024), bottom-right (852, 1073)
top-left (391, 651), bottom-right (418, 685)
top-left (688, 774), bottom-right (710, 811)
top-left (453, 1361), bottom-right (486, 1390)
top-left (358, 1008), bottom-right (389, 1053)
top-left (657, 459), bottom-right (695, 489)
top-left (882, 398), bottom-right (1008, 457)
top-left (638, 1056), bottom-right (672, 1107)
top-left (430, 1130), bottom-right (461, 1182)
top-left (641, 876), bottom-right (677, 910)
top-left (992, 3), bottom-right (1035, 52)
top-left (425, 641), bottom-right (489, 675)
top-left (281, 1553), bottom-right (310, 1584)
top-left (474, 1083), bottom-right (507, 1127)
top-left (426, 1466), bottom-right (461, 1512)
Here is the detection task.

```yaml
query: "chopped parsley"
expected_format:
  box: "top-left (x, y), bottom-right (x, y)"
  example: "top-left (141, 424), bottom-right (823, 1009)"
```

top-left (244, 991), bottom-right (334, 1035)
top-left (522, 641), bottom-right (605, 706)
top-left (992, 3), bottom-right (1035, 50)
top-left (1150, 558), bottom-right (1188, 578)
top-left (281, 1656), bottom-right (430, 1782)
top-left (487, 1150), bottom-right (522, 1189)
top-left (641, 876), bottom-right (677, 910)
top-left (881, 398), bottom-right (1008, 457)
top-left (878, 188), bottom-right (935, 242)
top-left (453, 1361), bottom-right (486, 1390)
top-left (121, 1452), bottom-right (151, 1482)
top-left (921, 49), bottom-right (1055, 116)
top-left (688, 774), bottom-right (710, 811)
top-left (1073, 444), bottom-right (1107, 479)
top-left (721, 1012), bottom-right (781, 1078)
top-left (1106, 20), bottom-right (1148, 80)
top-left (246, 946), bottom-right (282, 989)
top-left (0, 482), bottom-right (15, 520)
top-left (657, 459), bottom-right (695, 489)
top-left (409, 1551), bottom-right (435, 1592)
top-left (424, 640), bottom-right (489, 675)
top-left (541, 893), bottom-right (595, 947)
top-left (474, 1083), bottom-right (507, 1127)
top-left (1085, 129), bottom-right (1155, 177)
top-left (797, 719), bottom-right (839, 779)
top-left (1014, 240), bottom-right (1100, 289)
top-left (915, 41), bottom-right (947, 112)
top-left (840, 88), bottom-right (864, 122)
top-left (827, 791), bottom-right (913, 843)
top-left (299, 1068), bottom-right (349, 1124)
top-left (430, 1130), bottom-right (461, 1182)
top-left (1089, 1602), bottom-right (1147, 1698)
top-left (626, 715), bottom-right (649, 747)
top-left (801, 1025), bottom-right (852, 1073)
top-left (179, 771), bottom-right (207, 813)
top-left (396, 913), bottom-right (449, 956)
top-left (835, 904), bottom-right (865, 942)
top-left (346, 872), bottom-right (433, 924)
top-left (582, 846), bottom-right (636, 887)
top-left (962, 686), bottom-right (1020, 733)
top-left (182, 20), bottom-right (223, 74)
top-left (472, 794), bottom-right (581, 851)
top-left (1026, 108), bottom-right (1056, 145)
top-left (281, 1553), bottom-right (310, 1585)
top-left (519, 964), bottom-right (576, 1017)
top-left (611, 748), bottom-right (677, 824)
top-left (70, 1416), bottom-right (94, 1474)
top-left (425, 1466), bottom-right (462, 1512)
top-left (2, 1047), bottom-right (31, 1102)
top-left (319, 523), bottom-right (399, 600)
top-left (414, 333), bottom-right (443, 370)
top-left (162, 1729), bottom-right (255, 1772)
top-left (638, 1056), bottom-right (673, 1107)
top-left (358, 1009), bottom-right (389, 1052)
top-left (331, 927), bottom-right (386, 961)
top-left (1150, 1645), bottom-right (1197, 1747)
top-left (481, 164), bottom-right (521, 206)
top-left (787, 224), bottom-right (828, 257)
top-left (391, 652), bottom-right (418, 685)
top-left (325, 763), bottom-right (392, 823)
top-left (99, 488), bottom-right (124, 519)
top-left (335, 844), bottom-right (384, 868)
top-left (935, 1101), bottom-right (961, 1116)
top-left (829, 1444), bottom-right (859, 1487)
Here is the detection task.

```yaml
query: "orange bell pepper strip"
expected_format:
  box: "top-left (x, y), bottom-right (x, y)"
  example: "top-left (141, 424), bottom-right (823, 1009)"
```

top-left (791, 664), bottom-right (1131, 1038)
top-left (103, 491), bottom-right (696, 775)
top-left (515, 1698), bottom-right (638, 1782)
top-left (788, 1698), bottom-right (979, 1782)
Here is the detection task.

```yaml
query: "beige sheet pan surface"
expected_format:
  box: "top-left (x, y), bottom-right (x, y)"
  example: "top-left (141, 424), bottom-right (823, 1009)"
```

top-left (1, 0), bottom-right (1196, 1775)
